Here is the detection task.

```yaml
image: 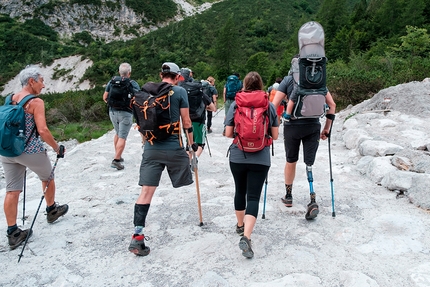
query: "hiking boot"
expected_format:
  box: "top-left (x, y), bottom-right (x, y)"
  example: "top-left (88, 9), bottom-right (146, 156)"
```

top-left (47, 203), bottom-right (69, 223)
top-left (281, 194), bottom-right (293, 207)
top-left (239, 236), bottom-right (254, 258)
top-left (128, 234), bottom-right (150, 256)
top-left (236, 224), bottom-right (244, 236)
top-left (305, 201), bottom-right (319, 220)
top-left (111, 160), bottom-right (124, 170)
top-left (207, 128), bottom-right (212, 134)
top-left (7, 228), bottom-right (32, 250)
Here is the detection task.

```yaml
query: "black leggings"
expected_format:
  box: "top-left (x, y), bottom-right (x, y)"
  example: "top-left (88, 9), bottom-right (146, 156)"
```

top-left (229, 162), bottom-right (270, 218)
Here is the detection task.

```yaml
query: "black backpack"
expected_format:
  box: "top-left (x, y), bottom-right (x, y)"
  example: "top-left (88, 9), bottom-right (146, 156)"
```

top-left (179, 81), bottom-right (206, 123)
top-left (131, 82), bottom-right (180, 144)
top-left (290, 21), bottom-right (328, 119)
top-left (107, 76), bottom-right (134, 111)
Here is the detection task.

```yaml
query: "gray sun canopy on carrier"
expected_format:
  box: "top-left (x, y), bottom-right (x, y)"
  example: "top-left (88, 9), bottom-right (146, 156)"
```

top-left (298, 21), bottom-right (325, 58)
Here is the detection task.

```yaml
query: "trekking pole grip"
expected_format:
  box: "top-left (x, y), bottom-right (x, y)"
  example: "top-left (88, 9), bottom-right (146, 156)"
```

top-left (57, 145), bottom-right (65, 158)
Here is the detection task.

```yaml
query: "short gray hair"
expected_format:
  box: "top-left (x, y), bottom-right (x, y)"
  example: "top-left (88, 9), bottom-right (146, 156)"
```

top-left (119, 63), bottom-right (132, 77)
top-left (19, 65), bottom-right (42, 86)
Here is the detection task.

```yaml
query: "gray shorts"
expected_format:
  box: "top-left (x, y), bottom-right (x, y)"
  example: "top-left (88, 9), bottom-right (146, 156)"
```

top-left (139, 149), bottom-right (193, 188)
top-left (109, 108), bottom-right (133, 139)
top-left (1, 151), bottom-right (52, 192)
top-left (225, 99), bottom-right (235, 116)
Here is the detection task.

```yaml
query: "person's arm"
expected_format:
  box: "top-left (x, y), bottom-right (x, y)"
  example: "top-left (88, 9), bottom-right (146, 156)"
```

top-left (203, 93), bottom-right (216, 112)
top-left (103, 91), bottom-right (109, 103)
top-left (207, 102), bottom-right (216, 112)
top-left (225, 126), bottom-right (234, 138)
top-left (29, 98), bottom-right (61, 152)
top-left (180, 107), bottom-right (194, 145)
top-left (321, 91), bottom-right (336, 140)
top-left (224, 102), bottom-right (235, 138)
top-left (269, 104), bottom-right (279, 140)
top-left (223, 86), bottom-right (226, 103)
top-left (272, 90), bottom-right (286, 109)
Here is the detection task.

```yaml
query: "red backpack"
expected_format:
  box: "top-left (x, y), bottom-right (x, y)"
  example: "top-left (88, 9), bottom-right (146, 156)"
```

top-left (233, 90), bottom-right (273, 152)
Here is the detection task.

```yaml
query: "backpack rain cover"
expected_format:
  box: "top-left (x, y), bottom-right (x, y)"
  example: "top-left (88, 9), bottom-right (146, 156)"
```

top-left (233, 90), bottom-right (272, 152)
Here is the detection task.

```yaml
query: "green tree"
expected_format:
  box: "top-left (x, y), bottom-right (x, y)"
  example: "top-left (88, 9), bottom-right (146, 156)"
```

top-left (245, 52), bottom-right (271, 85)
top-left (213, 16), bottom-right (239, 80)
top-left (395, 26), bottom-right (430, 59)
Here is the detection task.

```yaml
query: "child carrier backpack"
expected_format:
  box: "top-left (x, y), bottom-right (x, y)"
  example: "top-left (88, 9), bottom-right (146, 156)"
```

top-left (0, 94), bottom-right (35, 157)
top-left (225, 75), bottom-right (241, 99)
top-left (179, 81), bottom-right (206, 123)
top-left (107, 76), bottom-right (134, 111)
top-left (131, 82), bottom-right (179, 145)
top-left (292, 21), bottom-right (328, 119)
top-left (233, 90), bottom-right (273, 152)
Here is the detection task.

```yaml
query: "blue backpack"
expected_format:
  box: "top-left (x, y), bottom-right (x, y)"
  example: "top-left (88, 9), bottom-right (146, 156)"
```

top-left (225, 75), bottom-right (241, 99)
top-left (0, 94), bottom-right (36, 157)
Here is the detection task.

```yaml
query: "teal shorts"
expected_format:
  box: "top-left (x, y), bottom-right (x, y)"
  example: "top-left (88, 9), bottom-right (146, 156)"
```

top-left (192, 122), bottom-right (206, 145)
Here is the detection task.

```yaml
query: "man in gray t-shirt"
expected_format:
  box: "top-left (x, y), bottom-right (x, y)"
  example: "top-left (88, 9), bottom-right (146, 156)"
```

top-left (128, 62), bottom-right (196, 257)
top-left (271, 56), bottom-right (336, 220)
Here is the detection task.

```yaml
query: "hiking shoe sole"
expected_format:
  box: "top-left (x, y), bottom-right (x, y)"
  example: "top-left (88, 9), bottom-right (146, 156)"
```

top-left (111, 161), bottom-right (124, 170)
top-left (128, 242), bottom-right (150, 256)
top-left (281, 196), bottom-right (293, 207)
top-left (128, 235), bottom-right (150, 256)
top-left (305, 202), bottom-right (319, 220)
top-left (47, 203), bottom-right (69, 223)
top-left (8, 228), bottom-right (33, 250)
top-left (239, 236), bottom-right (254, 258)
top-left (128, 245), bottom-right (150, 256)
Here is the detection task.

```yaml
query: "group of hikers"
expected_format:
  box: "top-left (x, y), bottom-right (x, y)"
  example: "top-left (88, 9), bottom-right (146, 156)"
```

top-left (0, 61), bottom-right (335, 259)
top-left (1, 21), bottom-right (336, 260)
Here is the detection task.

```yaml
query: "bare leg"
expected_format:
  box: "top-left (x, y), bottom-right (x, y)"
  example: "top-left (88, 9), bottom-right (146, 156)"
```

top-left (43, 179), bottom-right (56, 207)
top-left (235, 209), bottom-right (245, 228)
top-left (136, 186), bottom-right (157, 205)
top-left (285, 162), bottom-right (297, 185)
top-left (243, 214), bottom-right (256, 239)
top-left (4, 191), bottom-right (20, 226)
top-left (114, 137), bottom-right (126, 160)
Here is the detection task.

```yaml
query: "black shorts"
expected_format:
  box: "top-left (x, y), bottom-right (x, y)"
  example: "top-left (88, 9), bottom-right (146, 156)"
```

top-left (139, 149), bottom-right (193, 188)
top-left (283, 123), bottom-right (321, 165)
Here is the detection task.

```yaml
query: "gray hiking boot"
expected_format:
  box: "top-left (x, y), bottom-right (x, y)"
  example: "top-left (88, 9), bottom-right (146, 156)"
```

top-left (128, 234), bottom-right (150, 256)
top-left (239, 236), bottom-right (254, 258)
top-left (236, 224), bottom-right (244, 236)
top-left (7, 228), bottom-right (33, 250)
top-left (305, 201), bottom-right (319, 220)
top-left (111, 160), bottom-right (124, 170)
top-left (281, 194), bottom-right (293, 207)
top-left (47, 203), bottom-right (69, 223)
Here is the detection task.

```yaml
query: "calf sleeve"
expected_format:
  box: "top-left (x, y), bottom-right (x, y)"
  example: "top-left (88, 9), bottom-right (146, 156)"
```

top-left (134, 203), bottom-right (150, 227)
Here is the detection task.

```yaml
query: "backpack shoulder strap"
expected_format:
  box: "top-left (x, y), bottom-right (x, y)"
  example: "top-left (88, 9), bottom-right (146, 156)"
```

top-left (18, 94), bottom-right (36, 107)
top-left (4, 94), bottom-right (13, 105)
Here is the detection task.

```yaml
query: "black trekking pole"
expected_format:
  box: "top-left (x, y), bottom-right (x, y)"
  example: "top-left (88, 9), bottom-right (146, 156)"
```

top-left (18, 146), bottom-right (64, 263)
top-left (22, 170), bottom-right (26, 225)
top-left (326, 114), bottom-right (336, 218)
top-left (204, 133), bottom-right (212, 157)
top-left (262, 176), bottom-right (268, 219)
